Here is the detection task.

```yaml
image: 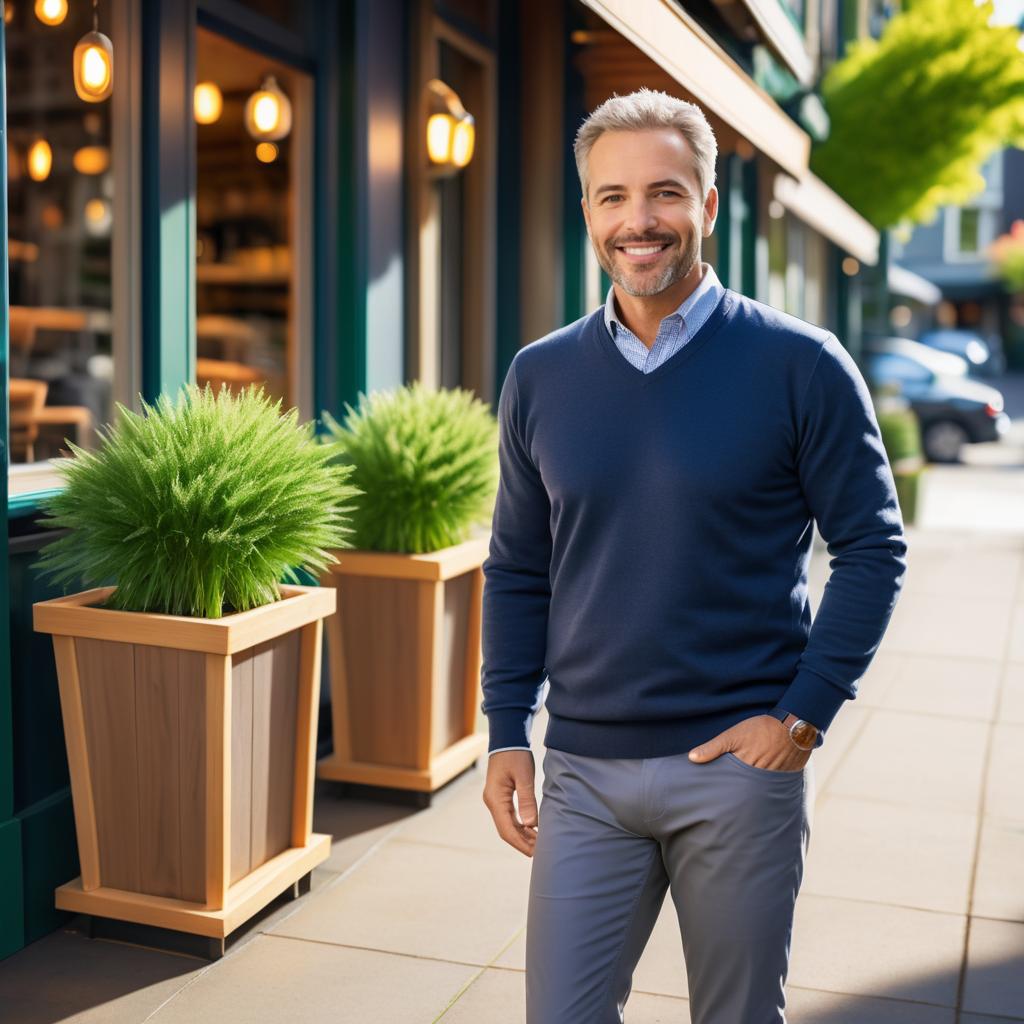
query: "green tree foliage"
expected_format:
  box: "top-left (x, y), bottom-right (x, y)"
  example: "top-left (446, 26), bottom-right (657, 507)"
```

top-left (811, 0), bottom-right (1024, 229)
top-left (322, 381), bottom-right (499, 554)
top-left (36, 385), bottom-right (361, 618)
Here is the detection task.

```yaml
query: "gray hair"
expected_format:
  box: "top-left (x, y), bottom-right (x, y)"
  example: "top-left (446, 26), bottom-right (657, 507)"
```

top-left (574, 88), bottom-right (718, 204)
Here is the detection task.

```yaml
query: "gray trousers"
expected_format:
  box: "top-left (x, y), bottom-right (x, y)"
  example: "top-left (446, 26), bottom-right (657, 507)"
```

top-left (526, 744), bottom-right (815, 1024)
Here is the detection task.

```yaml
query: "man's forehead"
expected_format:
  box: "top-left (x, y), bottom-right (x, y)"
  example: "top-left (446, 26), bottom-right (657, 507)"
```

top-left (588, 130), bottom-right (698, 188)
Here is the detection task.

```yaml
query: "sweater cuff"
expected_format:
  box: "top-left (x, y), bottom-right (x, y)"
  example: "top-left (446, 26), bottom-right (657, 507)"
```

top-left (486, 709), bottom-right (534, 754)
top-left (776, 667), bottom-right (850, 739)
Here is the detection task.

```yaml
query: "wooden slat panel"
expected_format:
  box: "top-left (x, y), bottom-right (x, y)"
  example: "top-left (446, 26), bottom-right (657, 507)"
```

top-left (292, 621), bottom-right (322, 847)
top-left (135, 646), bottom-right (181, 899)
top-left (341, 577), bottom-right (421, 768)
top-left (76, 638), bottom-right (141, 892)
top-left (204, 654), bottom-right (231, 910)
top-left (230, 650), bottom-right (254, 885)
top-left (178, 650), bottom-right (207, 903)
top-left (51, 636), bottom-right (101, 891)
top-left (435, 574), bottom-right (472, 757)
top-left (463, 565), bottom-right (485, 736)
top-left (250, 632), bottom-right (300, 869)
top-left (417, 581), bottom-right (442, 770)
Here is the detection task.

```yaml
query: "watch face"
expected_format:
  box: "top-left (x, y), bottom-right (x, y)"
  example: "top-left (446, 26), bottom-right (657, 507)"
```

top-left (791, 720), bottom-right (817, 749)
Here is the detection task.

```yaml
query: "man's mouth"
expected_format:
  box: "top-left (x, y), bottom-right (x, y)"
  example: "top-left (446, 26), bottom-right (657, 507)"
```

top-left (615, 241), bottom-right (672, 263)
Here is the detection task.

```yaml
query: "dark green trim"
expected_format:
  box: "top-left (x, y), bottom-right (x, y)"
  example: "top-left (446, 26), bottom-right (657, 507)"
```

top-left (561, 2), bottom-right (588, 325)
top-left (313, 2), bottom-right (342, 422)
top-left (8, 492), bottom-right (59, 520)
top-left (494, 0), bottom-right (522, 391)
top-left (1, 10), bottom-right (15, 829)
top-left (330, 0), bottom-right (368, 416)
top-left (141, 0), bottom-right (196, 402)
top-left (0, 818), bottom-right (24, 959)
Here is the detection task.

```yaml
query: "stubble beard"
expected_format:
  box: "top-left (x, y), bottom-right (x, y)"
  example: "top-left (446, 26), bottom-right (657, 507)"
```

top-left (594, 226), bottom-right (702, 298)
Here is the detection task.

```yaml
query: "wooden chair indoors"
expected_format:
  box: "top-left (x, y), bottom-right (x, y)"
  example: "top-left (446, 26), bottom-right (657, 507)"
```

top-left (9, 377), bottom-right (94, 462)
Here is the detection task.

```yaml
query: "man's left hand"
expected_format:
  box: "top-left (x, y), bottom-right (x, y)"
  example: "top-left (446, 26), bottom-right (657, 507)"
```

top-left (688, 715), bottom-right (812, 771)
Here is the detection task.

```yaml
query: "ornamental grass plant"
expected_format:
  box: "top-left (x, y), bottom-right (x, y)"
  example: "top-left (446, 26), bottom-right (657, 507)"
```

top-left (321, 380), bottom-right (499, 554)
top-left (35, 384), bottom-right (361, 619)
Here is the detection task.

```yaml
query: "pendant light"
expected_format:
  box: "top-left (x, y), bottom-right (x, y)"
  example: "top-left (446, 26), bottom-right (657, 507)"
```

top-left (34, 0), bottom-right (67, 25)
top-left (244, 75), bottom-right (292, 142)
top-left (73, 0), bottom-right (113, 103)
top-left (27, 138), bottom-right (53, 182)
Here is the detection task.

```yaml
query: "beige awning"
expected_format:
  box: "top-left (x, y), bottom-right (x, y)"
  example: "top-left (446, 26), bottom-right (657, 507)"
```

top-left (710, 0), bottom-right (814, 86)
top-left (577, 0), bottom-right (810, 180)
top-left (773, 171), bottom-right (880, 265)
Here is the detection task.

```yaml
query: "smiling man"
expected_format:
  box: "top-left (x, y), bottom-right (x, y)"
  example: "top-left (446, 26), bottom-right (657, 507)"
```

top-left (480, 88), bottom-right (908, 1024)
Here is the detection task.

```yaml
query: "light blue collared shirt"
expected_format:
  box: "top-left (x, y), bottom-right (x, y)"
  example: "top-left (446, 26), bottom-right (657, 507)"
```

top-left (604, 262), bottom-right (726, 372)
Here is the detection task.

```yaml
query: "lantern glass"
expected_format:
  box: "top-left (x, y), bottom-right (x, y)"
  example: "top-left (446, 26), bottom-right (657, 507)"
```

top-left (74, 31), bottom-right (114, 103)
top-left (244, 76), bottom-right (292, 142)
top-left (427, 113), bottom-right (455, 165)
top-left (452, 117), bottom-right (475, 168)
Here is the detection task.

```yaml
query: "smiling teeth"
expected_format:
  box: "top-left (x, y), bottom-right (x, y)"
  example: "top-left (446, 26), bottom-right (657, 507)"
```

top-left (623, 246), bottom-right (664, 255)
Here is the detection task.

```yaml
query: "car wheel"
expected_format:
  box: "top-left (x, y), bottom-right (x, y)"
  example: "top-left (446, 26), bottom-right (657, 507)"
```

top-left (922, 420), bottom-right (969, 463)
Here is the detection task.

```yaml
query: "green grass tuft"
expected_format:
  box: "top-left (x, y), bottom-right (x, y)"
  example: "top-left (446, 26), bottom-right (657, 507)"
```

top-left (35, 384), bottom-right (362, 619)
top-left (322, 380), bottom-right (498, 554)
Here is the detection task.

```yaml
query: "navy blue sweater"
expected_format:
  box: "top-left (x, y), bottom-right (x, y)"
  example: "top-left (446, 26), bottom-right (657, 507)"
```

top-left (480, 290), bottom-right (908, 758)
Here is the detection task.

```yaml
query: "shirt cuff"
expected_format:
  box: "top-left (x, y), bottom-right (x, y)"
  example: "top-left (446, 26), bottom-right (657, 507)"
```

top-left (486, 709), bottom-right (534, 754)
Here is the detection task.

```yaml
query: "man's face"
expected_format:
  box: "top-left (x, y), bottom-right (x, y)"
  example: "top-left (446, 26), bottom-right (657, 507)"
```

top-left (581, 128), bottom-right (717, 298)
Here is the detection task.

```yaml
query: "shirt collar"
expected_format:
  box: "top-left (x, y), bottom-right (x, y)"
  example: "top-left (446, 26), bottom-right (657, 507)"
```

top-left (604, 261), bottom-right (722, 338)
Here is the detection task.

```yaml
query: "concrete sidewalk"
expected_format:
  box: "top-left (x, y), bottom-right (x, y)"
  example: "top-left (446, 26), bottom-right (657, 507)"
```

top-left (2, 519), bottom-right (1023, 1023)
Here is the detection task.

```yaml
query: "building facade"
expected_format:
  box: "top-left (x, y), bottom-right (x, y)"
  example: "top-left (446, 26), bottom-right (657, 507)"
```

top-left (1, 0), bottom-right (883, 957)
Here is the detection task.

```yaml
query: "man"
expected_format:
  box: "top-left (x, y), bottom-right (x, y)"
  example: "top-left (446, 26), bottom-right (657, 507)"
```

top-left (480, 88), bottom-right (907, 1024)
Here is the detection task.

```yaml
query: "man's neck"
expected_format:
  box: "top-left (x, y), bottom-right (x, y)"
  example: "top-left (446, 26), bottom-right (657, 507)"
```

top-left (613, 262), bottom-right (706, 350)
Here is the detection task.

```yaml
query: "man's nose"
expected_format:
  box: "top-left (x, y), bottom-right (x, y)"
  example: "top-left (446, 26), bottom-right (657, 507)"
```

top-left (622, 198), bottom-right (658, 236)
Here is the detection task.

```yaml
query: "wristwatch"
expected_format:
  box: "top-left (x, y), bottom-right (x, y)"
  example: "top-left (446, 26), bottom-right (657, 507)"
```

top-left (765, 707), bottom-right (819, 751)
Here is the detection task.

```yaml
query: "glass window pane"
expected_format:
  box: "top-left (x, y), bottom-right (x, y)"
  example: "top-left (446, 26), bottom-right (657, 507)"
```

top-left (5, 3), bottom-right (115, 470)
top-left (959, 208), bottom-right (980, 254)
top-left (195, 28), bottom-right (311, 410)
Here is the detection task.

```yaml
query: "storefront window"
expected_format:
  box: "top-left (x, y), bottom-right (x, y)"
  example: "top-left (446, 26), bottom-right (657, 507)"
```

top-left (195, 28), bottom-right (311, 412)
top-left (5, 2), bottom-right (116, 476)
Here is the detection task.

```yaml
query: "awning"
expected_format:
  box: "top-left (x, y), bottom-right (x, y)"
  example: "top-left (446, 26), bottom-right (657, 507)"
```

top-left (709, 0), bottom-right (814, 86)
top-left (773, 171), bottom-right (880, 266)
top-left (888, 264), bottom-right (942, 305)
top-left (578, 0), bottom-right (810, 180)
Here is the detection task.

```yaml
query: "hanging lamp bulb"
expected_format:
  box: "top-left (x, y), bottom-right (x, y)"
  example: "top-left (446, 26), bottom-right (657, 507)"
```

top-left (73, 0), bottom-right (113, 103)
top-left (27, 138), bottom-right (53, 182)
top-left (244, 75), bottom-right (292, 142)
top-left (35, 0), bottom-right (67, 25)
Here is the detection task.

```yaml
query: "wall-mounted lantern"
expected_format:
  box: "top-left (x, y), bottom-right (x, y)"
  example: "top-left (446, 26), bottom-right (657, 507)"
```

top-left (244, 75), bottom-right (292, 142)
top-left (73, 1), bottom-right (113, 103)
top-left (425, 78), bottom-right (475, 177)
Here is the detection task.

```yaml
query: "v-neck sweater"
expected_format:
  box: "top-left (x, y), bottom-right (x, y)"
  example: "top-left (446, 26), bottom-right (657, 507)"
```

top-left (480, 289), bottom-right (908, 759)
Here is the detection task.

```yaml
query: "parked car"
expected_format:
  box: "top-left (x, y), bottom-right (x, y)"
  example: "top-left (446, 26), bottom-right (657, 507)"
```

top-left (862, 336), bottom-right (1011, 463)
top-left (917, 328), bottom-right (1007, 377)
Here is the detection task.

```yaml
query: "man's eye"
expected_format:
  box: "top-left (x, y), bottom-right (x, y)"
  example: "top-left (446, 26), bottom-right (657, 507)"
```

top-left (603, 195), bottom-right (623, 203)
top-left (657, 191), bottom-right (680, 198)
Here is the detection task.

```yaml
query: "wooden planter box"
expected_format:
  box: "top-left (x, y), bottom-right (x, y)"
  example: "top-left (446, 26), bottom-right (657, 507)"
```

top-left (317, 535), bottom-right (489, 796)
top-left (32, 584), bottom-right (335, 948)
